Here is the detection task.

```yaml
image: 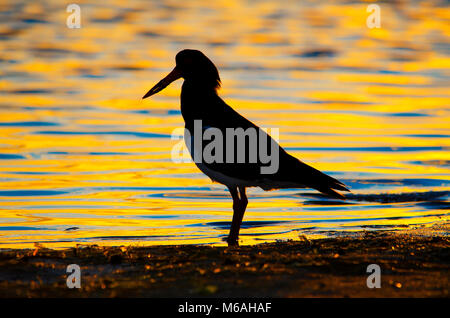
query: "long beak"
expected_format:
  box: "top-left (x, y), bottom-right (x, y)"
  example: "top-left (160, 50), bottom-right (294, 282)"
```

top-left (142, 66), bottom-right (182, 99)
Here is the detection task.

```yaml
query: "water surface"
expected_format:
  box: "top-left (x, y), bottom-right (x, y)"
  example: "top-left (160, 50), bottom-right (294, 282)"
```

top-left (0, 0), bottom-right (449, 248)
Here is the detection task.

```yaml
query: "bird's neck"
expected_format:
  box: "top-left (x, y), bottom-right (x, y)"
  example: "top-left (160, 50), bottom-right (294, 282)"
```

top-left (181, 79), bottom-right (218, 95)
top-left (180, 80), bottom-right (219, 125)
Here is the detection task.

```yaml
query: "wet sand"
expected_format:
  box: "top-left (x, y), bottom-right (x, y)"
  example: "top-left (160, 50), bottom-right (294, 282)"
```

top-left (0, 227), bottom-right (448, 298)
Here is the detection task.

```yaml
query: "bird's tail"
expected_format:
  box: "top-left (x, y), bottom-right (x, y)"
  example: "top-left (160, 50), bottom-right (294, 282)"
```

top-left (314, 183), bottom-right (348, 200)
top-left (294, 160), bottom-right (350, 200)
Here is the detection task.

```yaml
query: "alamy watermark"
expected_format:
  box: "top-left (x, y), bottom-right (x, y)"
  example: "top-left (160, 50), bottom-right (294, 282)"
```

top-left (66, 4), bottom-right (81, 29)
top-left (366, 4), bottom-right (381, 29)
top-left (366, 264), bottom-right (381, 288)
top-left (66, 264), bottom-right (81, 288)
top-left (171, 120), bottom-right (280, 174)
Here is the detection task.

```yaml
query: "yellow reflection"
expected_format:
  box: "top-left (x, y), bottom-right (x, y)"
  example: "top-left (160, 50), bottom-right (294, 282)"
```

top-left (0, 0), bottom-right (448, 249)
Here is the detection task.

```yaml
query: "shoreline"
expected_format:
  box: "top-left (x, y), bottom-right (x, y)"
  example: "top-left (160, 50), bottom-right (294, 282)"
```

top-left (0, 226), bottom-right (448, 298)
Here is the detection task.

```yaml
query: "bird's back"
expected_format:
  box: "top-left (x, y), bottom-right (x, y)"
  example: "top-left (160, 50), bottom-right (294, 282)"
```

top-left (180, 82), bottom-right (349, 198)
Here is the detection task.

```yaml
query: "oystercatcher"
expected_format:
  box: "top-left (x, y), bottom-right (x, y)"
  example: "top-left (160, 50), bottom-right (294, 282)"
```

top-left (143, 49), bottom-right (349, 246)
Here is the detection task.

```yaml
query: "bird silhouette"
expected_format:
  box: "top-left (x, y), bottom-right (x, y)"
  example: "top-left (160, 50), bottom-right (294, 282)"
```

top-left (143, 49), bottom-right (350, 246)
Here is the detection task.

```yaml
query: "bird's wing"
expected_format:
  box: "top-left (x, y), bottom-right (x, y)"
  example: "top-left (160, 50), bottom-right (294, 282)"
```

top-left (194, 99), bottom-right (349, 198)
top-left (271, 150), bottom-right (350, 198)
top-left (196, 100), bottom-right (270, 179)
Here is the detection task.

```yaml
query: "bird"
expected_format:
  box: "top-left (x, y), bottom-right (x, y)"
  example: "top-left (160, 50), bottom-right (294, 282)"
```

top-left (143, 49), bottom-right (350, 246)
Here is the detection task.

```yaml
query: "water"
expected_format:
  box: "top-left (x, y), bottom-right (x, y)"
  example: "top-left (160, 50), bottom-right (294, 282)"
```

top-left (0, 0), bottom-right (449, 248)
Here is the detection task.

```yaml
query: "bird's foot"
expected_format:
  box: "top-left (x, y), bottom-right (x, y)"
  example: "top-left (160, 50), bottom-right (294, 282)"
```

top-left (226, 236), bottom-right (239, 247)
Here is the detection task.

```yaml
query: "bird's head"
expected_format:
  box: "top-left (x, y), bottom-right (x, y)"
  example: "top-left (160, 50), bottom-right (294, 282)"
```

top-left (142, 49), bottom-right (221, 99)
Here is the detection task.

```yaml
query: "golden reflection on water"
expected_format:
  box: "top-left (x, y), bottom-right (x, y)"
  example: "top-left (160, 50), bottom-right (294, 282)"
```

top-left (0, 0), bottom-right (449, 248)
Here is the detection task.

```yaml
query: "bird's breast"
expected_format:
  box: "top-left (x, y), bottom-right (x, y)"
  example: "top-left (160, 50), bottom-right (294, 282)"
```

top-left (180, 84), bottom-right (219, 124)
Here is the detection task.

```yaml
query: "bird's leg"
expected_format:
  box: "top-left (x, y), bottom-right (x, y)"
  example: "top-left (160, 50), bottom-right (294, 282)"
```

top-left (227, 186), bottom-right (240, 246)
top-left (227, 186), bottom-right (248, 247)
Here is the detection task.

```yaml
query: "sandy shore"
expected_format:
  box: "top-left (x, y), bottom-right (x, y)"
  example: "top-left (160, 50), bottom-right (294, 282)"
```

top-left (0, 227), bottom-right (448, 298)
